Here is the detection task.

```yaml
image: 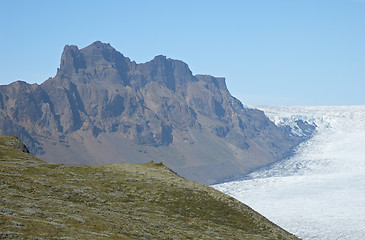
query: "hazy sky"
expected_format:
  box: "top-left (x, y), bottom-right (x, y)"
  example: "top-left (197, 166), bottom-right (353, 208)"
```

top-left (1, 0), bottom-right (364, 106)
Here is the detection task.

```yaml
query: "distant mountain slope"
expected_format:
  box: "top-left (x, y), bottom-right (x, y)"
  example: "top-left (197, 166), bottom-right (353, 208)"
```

top-left (0, 135), bottom-right (300, 239)
top-left (0, 41), bottom-right (308, 184)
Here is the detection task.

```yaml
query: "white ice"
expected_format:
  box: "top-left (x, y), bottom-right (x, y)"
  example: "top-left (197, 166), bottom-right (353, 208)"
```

top-left (213, 105), bottom-right (365, 240)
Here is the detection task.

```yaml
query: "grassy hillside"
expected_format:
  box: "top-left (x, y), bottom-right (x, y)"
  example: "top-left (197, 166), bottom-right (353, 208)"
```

top-left (0, 135), bottom-right (299, 239)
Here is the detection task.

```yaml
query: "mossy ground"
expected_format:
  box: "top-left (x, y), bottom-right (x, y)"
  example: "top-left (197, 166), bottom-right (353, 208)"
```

top-left (0, 135), bottom-right (299, 239)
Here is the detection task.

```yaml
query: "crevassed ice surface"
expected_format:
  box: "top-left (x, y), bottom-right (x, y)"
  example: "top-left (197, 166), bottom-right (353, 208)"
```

top-left (213, 105), bottom-right (365, 240)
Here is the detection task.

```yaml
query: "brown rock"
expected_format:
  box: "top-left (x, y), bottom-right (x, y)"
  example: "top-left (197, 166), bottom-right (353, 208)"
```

top-left (0, 41), bottom-right (308, 184)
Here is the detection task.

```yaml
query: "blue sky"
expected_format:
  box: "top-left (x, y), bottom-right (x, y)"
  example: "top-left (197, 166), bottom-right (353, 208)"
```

top-left (1, 0), bottom-right (364, 106)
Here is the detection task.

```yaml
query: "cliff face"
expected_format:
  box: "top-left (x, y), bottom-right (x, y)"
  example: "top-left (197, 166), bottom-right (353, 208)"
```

top-left (0, 41), bottom-right (305, 184)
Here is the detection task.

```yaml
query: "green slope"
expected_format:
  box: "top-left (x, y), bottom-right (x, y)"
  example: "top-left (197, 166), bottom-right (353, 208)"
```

top-left (0, 135), bottom-right (299, 239)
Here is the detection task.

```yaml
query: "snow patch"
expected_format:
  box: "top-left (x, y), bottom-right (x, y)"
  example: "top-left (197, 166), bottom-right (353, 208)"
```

top-left (214, 105), bottom-right (365, 240)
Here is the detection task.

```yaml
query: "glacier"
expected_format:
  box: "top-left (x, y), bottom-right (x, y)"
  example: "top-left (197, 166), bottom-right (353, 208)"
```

top-left (213, 105), bottom-right (365, 240)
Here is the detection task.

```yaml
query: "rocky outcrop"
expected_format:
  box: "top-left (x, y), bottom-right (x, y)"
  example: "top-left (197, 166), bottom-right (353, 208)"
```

top-left (0, 135), bottom-right (29, 153)
top-left (0, 41), bottom-right (308, 184)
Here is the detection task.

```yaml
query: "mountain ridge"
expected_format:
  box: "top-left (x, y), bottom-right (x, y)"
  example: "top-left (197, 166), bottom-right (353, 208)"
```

top-left (0, 41), bottom-right (310, 184)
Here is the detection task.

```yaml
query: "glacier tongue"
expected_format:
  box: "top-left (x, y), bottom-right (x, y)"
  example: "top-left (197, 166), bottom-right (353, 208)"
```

top-left (214, 105), bottom-right (365, 240)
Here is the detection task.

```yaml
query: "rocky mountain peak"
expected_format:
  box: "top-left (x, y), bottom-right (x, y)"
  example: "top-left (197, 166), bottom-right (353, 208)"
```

top-left (56, 41), bottom-right (131, 85)
top-left (59, 44), bottom-right (83, 75)
top-left (135, 54), bottom-right (194, 94)
top-left (0, 42), bottom-right (309, 184)
top-left (147, 55), bottom-right (192, 76)
top-left (89, 40), bottom-right (112, 48)
top-left (152, 54), bottom-right (167, 61)
top-left (80, 41), bottom-right (124, 64)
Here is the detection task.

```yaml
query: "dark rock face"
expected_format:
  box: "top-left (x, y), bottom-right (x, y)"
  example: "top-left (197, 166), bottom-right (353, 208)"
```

top-left (0, 41), bottom-right (305, 184)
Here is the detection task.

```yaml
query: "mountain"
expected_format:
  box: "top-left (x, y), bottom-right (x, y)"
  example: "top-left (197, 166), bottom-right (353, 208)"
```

top-left (0, 135), bottom-right (300, 239)
top-left (0, 41), bottom-right (310, 184)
